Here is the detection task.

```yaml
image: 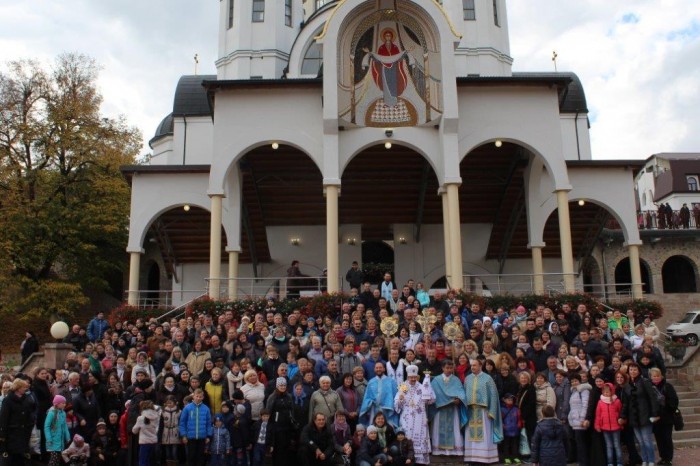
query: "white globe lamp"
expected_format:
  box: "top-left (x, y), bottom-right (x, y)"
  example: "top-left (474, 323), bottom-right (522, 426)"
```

top-left (50, 321), bottom-right (70, 340)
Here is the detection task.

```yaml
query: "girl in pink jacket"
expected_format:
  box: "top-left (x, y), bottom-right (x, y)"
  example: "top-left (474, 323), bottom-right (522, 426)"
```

top-left (594, 383), bottom-right (623, 466)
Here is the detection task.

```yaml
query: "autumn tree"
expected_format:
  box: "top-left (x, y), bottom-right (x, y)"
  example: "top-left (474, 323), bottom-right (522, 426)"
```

top-left (0, 53), bottom-right (141, 318)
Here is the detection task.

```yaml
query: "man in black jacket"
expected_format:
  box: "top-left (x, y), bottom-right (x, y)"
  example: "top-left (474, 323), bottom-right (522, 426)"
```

top-left (345, 261), bottom-right (364, 290)
top-left (298, 412), bottom-right (335, 466)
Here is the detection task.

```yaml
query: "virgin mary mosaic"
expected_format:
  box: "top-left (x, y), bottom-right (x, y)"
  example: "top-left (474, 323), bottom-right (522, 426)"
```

top-left (338, 5), bottom-right (443, 127)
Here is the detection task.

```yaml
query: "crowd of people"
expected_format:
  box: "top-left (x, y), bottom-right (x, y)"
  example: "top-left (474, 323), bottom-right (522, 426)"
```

top-left (0, 273), bottom-right (679, 466)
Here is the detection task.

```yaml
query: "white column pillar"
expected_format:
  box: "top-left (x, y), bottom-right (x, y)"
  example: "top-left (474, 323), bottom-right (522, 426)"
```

top-left (556, 190), bottom-right (576, 292)
top-left (209, 194), bottom-right (224, 299)
top-left (531, 246), bottom-right (545, 295)
top-left (325, 185), bottom-right (340, 293)
top-left (446, 183), bottom-right (463, 289)
top-left (440, 189), bottom-right (452, 286)
top-left (127, 251), bottom-right (141, 306)
top-left (227, 249), bottom-right (240, 300)
top-left (628, 244), bottom-right (644, 299)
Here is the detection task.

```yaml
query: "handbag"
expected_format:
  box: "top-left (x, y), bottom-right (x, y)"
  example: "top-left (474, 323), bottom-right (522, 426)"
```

top-left (519, 427), bottom-right (531, 456)
top-left (673, 409), bottom-right (684, 431)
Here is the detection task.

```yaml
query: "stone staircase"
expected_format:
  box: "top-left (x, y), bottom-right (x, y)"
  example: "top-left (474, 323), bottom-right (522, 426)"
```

top-left (667, 376), bottom-right (700, 449)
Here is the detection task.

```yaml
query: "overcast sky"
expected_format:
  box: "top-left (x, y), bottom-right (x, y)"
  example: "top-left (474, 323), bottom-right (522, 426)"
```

top-left (1, 0), bottom-right (699, 160)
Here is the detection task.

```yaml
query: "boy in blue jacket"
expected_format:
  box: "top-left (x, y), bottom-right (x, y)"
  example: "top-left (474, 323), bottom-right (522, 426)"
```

top-left (500, 393), bottom-right (521, 464)
top-left (179, 389), bottom-right (213, 466)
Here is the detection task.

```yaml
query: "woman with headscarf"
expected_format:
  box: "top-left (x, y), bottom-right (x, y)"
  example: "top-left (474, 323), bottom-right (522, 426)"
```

top-left (130, 352), bottom-right (155, 384)
top-left (291, 381), bottom-right (310, 430)
top-left (266, 377), bottom-right (296, 466)
top-left (331, 410), bottom-right (352, 462)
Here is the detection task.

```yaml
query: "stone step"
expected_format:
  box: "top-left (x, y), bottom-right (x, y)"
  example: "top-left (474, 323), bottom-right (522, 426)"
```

top-left (678, 397), bottom-right (700, 407)
top-left (672, 437), bottom-right (700, 448)
top-left (682, 413), bottom-right (700, 422)
top-left (671, 428), bottom-right (700, 440)
top-left (679, 405), bottom-right (700, 414)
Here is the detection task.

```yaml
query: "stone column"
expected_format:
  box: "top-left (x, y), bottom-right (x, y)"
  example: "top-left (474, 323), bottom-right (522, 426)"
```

top-left (227, 248), bottom-right (240, 300)
top-left (127, 251), bottom-right (142, 306)
top-left (440, 189), bottom-right (452, 286)
top-left (325, 185), bottom-right (340, 293)
top-left (628, 243), bottom-right (644, 299)
top-left (556, 190), bottom-right (576, 292)
top-left (446, 183), bottom-right (463, 289)
top-left (208, 194), bottom-right (224, 299)
top-left (531, 246), bottom-right (545, 295)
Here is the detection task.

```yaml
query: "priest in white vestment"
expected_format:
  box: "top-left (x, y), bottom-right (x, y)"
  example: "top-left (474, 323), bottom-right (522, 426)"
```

top-left (394, 364), bottom-right (435, 464)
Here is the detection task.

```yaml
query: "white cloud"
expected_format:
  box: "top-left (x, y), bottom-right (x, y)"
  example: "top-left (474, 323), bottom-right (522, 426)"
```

top-left (1, 1), bottom-right (699, 160)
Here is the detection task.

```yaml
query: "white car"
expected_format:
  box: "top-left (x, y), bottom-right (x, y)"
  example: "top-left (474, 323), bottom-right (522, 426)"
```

top-left (666, 310), bottom-right (700, 346)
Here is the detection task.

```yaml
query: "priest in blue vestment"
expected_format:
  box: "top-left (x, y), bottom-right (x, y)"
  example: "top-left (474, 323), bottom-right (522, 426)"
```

top-left (359, 361), bottom-right (399, 427)
top-left (429, 359), bottom-right (468, 456)
top-left (463, 358), bottom-right (503, 464)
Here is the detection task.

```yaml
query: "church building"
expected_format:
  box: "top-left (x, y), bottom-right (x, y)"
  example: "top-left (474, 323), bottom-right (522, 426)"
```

top-left (122, 0), bottom-right (645, 307)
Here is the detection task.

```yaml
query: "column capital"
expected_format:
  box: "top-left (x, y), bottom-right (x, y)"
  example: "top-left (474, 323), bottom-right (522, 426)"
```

top-left (623, 241), bottom-right (643, 247)
top-left (527, 243), bottom-right (546, 249)
top-left (226, 246), bottom-right (242, 253)
top-left (207, 191), bottom-right (226, 199)
top-left (323, 178), bottom-right (342, 187)
top-left (553, 185), bottom-right (573, 193)
top-left (126, 248), bottom-right (145, 254)
top-left (437, 187), bottom-right (447, 196)
top-left (443, 178), bottom-right (462, 187)
top-left (323, 185), bottom-right (341, 197)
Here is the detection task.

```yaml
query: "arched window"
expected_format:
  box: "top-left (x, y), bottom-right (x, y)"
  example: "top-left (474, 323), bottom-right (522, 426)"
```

top-left (687, 175), bottom-right (699, 191)
top-left (302, 41), bottom-right (323, 76)
top-left (662, 256), bottom-right (697, 293)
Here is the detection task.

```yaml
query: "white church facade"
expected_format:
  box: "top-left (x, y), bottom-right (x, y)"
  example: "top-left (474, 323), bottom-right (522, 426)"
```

top-left (123, 0), bottom-right (646, 306)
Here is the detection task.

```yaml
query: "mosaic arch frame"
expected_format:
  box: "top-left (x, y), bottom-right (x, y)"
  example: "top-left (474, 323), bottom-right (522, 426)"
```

top-left (337, 1), bottom-right (443, 128)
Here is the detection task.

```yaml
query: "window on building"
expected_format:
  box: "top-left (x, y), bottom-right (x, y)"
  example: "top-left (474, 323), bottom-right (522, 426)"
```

top-left (493, 0), bottom-right (500, 26)
top-left (688, 175), bottom-right (699, 191)
top-left (315, 0), bottom-right (332, 10)
top-left (285, 0), bottom-right (292, 27)
top-left (642, 193), bottom-right (647, 206)
top-left (302, 41), bottom-right (323, 76)
top-left (463, 0), bottom-right (476, 20)
top-left (227, 0), bottom-right (234, 29)
top-left (252, 0), bottom-right (264, 22)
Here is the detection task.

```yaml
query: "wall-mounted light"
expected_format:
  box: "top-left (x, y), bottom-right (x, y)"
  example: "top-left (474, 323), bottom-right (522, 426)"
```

top-left (290, 237), bottom-right (300, 246)
top-left (384, 142), bottom-right (392, 149)
top-left (385, 128), bottom-right (394, 138)
top-left (347, 238), bottom-right (357, 246)
top-left (183, 204), bottom-right (191, 212)
top-left (272, 142), bottom-right (279, 150)
top-left (398, 236), bottom-right (407, 244)
top-left (578, 199), bottom-right (585, 206)
top-left (495, 140), bottom-right (503, 148)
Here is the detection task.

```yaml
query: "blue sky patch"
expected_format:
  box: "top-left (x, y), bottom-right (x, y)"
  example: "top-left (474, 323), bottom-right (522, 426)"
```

top-left (667, 21), bottom-right (700, 42)
top-left (620, 13), bottom-right (640, 24)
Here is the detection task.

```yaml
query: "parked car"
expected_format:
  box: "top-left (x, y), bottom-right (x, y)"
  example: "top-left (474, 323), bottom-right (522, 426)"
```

top-left (667, 310), bottom-right (700, 346)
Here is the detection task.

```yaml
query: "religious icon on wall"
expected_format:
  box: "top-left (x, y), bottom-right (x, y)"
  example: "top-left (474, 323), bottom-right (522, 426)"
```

top-left (337, 2), bottom-right (443, 128)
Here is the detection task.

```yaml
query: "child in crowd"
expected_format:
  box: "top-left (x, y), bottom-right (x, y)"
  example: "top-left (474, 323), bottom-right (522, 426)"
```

top-left (500, 393), bottom-right (521, 465)
top-left (91, 419), bottom-right (119, 466)
top-left (358, 426), bottom-right (387, 466)
top-left (594, 383), bottom-right (623, 466)
top-left (228, 361), bottom-right (245, 393)
top-left (65, 404), bottom-right (85, 439)
top-left (530, 405), bottom-right (567, 466)
top-left (44, 395), bottom-right (71, 466)
top-left (251, 408), bottom-right (271, 466)
top-left (161, 395), bottom-right (181, 466)
top-left (209, 414), bottom-right (232, 466)
top-left (230, 404), bottom-right (251, 466)
top-left (132, 400), bottom-right (161, 466)
top-left (351, 424), bottom-right (366, 466)
top-left (388, 429), bottom-right (415, 466)
top-left (62, 434), bottom-right (90, 466)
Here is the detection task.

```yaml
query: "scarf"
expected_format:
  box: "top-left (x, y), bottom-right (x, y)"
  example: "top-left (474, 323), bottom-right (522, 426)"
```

top-left (293, 385), bottom-right (307, 406)
top-left (375, 425), bottom-right (387, 447)
top-left (600, 394), bottom-right (617, 404)
top-left (333, 417), bottom-right (350, 439)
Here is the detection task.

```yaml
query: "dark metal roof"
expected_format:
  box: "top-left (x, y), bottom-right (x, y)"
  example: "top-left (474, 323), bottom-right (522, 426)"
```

top-left (149, 113), bottom-right (174, 148)
top-left (173, 75), bottom-right (216, 117)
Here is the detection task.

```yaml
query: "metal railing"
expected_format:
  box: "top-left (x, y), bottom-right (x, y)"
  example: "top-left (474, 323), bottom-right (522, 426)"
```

top-left (122, 290), bottom-right (206, 309)
top-left (205, 275), bottom-right (342, 300)
top-left (155, 293), bottom-right (207, 323)
top-left (634, 209), bottom-right (700, 230)
top-left (461, 273), bottom-right (574, 296)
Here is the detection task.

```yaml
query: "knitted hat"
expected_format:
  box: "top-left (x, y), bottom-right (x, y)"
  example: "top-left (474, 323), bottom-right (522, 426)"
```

top-left (96, 419), bottom-right (107, 428)
top-left (52, 395), bottom-right (67, 406)
top-left (367, 426), bottom-right (378, 434)
top-left (355, 424), bottom-right (366, 432)
top-left (276, 377), bottom-right (287, 388)
top-left (73, 434), bottom-right (84, 445)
